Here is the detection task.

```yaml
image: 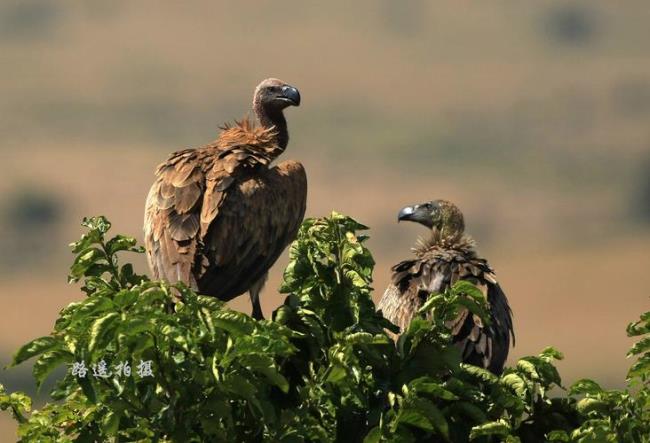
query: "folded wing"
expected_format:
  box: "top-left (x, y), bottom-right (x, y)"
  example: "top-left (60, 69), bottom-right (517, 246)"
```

top-left (144, 143), bottom-right (307, 301)
top-left (380, 255), bottom-right (514, 374)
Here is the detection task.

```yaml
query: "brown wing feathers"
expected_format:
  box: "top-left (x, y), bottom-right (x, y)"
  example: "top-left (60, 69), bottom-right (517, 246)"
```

top-left (145, 119), bottom-right (306, 296)
top-left (145, 149), bottom-right (206, 286)
top-left (380, 250), bottom-right (514, 374)
top-left (197, 161), bottom-right (306, 299)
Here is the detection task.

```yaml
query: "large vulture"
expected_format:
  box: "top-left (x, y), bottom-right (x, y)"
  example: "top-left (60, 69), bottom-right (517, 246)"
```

top-left (378, 200), bottom-right (514, 374)
top-left (144, 78), bottom-right (306, 319)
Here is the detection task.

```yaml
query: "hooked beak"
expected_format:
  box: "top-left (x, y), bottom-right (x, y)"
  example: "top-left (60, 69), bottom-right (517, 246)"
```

top-left (397, 204), bottom-right (434, 228)
top-left (281, 85), bottom-right (301, 106)
top-left (397, 205), bottom-right (417, 222)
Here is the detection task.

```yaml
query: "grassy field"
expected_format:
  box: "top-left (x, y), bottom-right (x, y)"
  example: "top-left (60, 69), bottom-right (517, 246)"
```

top-left (1, 1), bottom-right (649, 439)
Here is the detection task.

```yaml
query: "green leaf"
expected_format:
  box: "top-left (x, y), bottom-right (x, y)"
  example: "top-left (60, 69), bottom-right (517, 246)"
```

top-left (409, 377), bottom-right (458, 400)
top-left (239, 355), bottom-right (290, 393)
top-left (569, 379), bottom-right (603, 396)
top-left (113, 290), bottom-right (138, 308)
top-left (10, 336), bottom-right (60, 367)
top-left (33, 350), bottom-right (73, 388)
top-left (626, 311), bottom-right (650, 337)
top-left (576, 397), bottom-right (608, 415)
top-left (627, 336), bottom-right (650, 357)
top-left (325, 364), bottom-right (347, 384)
top-left (70, 229), bottom-right (102, 254)
top-left (101, 410), bottom-right (120, 436)
top-left (540, 346), bottom-right (564, 361)
top-left (344, 269), bottom-right (367, 288)
top-left (627, 354), bottom-right (650, 379)
top-left (363, 427), bottom-right (381, 443)
top-left (7, 392), bottom-right (32, 412)
top-left (547, 430), bottom-right (570, 442)
top-left (212, 310), bottom-right (254, 335)
top-left (69, 247), bottom-right (107, 282)
top-left (222, 373), bottom-right (259, 406)
top-left (469, 419), bottom-right (511, 440)
top-left (138, 286), bottom-right (169, 305)
top-left (516, 359), bottom-right (540, 381)
top-left (196, 296), bottom-right (225, 312)
top-left (414, 398), bottom-right (449, 439)
top-left (89, 312), bottom-right (121, 353)
top-left (71, 296), bottom-right (115, 324)
top-left (454, 297), bottom-right (490, 324)
top-left (447, 401), bottom-right (487, 423)
top-left (0, 388), bottom-right (32, 424)
top-left (120, 318), bottom-right (154, 336)
top-left (106, 234), bottom-right (143, 255)
top-left (342, 332), bottom-right (375, 345)
top-left (396, 397), bottom-right (448, 439)
top-left (81, 215), bottom-right (111, 234)
top-left (501, 373), bottom-right (527, 398)
top-left (452, 280), bottom-right (486, 303)
top-left (417, 294), bottom-right (445, 315)
top-left (396, 407), bottom-right (434, 432)
top-left (78, 376), bottom-right (97, 404)
top-left (461, 364), bottom-right (499, 384)
top-left (160, 325), bottom-right (190, 351)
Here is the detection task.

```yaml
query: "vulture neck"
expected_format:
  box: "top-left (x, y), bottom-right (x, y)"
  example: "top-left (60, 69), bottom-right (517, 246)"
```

top-left (414, 228), bottom-right (476, 255)
top-left (254, 102), bottom-right (289, 150)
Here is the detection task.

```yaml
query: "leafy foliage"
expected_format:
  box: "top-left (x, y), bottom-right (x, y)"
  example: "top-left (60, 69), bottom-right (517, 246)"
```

top-left (1, 214), bottom-right (649, 442)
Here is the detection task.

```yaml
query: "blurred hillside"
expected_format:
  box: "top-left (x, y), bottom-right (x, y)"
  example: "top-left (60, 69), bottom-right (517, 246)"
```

top-left (1, 1), bottom-right (649, 438)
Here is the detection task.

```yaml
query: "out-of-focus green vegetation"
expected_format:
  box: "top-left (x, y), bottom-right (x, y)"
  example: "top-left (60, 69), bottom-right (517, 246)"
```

top-left (0, 189), bottom-right (63, 271)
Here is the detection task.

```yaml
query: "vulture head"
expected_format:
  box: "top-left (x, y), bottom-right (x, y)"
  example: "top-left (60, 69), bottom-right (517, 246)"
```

top-left (253, 78), bottom-right (301, 112)
top-left (397, 199), bottom-right (466, 237)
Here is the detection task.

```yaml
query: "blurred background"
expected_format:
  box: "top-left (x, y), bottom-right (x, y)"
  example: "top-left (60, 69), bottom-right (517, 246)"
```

top-left (1, 0), bottom-right (649, 437)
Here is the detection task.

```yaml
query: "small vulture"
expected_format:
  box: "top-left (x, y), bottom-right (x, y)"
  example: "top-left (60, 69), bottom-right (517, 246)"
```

top-left (144, 78), bottom-right (306, 319)
top-left (378, 200), bottom-right (514, 374)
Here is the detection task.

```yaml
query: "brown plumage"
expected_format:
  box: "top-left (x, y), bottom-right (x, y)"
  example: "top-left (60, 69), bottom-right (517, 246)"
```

top-left (378, 200), bottom-right (514, 374)
top-left (144, 78), bottom-right (306, 319)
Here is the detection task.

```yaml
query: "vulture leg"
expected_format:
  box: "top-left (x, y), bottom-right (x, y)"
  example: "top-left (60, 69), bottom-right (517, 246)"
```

top-left (249, 273), bottom-right (268, 320)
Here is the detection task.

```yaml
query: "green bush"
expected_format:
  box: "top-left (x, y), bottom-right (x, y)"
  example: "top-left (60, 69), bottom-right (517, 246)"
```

top-left (1, 213), bottom-right (649, 442)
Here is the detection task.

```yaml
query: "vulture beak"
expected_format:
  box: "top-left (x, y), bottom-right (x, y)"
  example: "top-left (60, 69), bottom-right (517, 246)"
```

top-left (397, 205), bottom-right (417, 222)
top-left (281, 85), bottom-right (301, 106)
top-left (397, 204), bottom-right (434, 228)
